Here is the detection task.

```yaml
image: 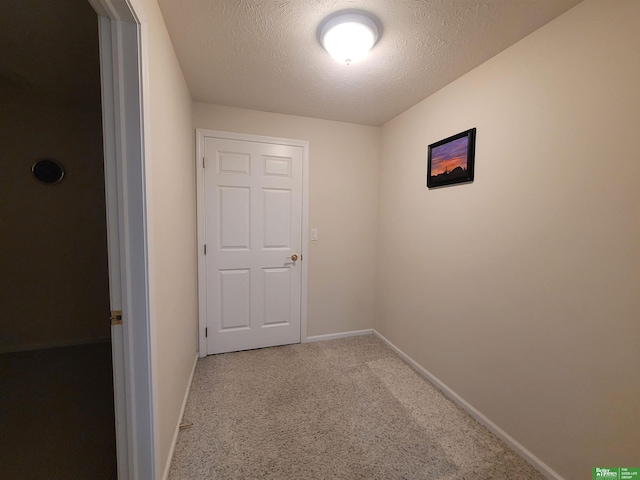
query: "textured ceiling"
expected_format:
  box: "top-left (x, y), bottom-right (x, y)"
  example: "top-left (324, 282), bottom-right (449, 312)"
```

top-left (158, 0), bottom-right (582, 126)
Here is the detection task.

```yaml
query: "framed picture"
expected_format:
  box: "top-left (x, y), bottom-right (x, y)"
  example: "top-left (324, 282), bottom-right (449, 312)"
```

top-left (427, 128), bottom-right (476, 188)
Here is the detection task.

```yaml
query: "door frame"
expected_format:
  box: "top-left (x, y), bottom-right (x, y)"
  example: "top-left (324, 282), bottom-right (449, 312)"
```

top-left (195, 129), bottom-right (310, 358)
top-left (89, 0), bottom-right (155, 478)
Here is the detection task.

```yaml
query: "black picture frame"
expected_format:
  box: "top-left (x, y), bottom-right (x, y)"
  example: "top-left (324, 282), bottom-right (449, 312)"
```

top-left (427, 128), bottom-right (476, 188)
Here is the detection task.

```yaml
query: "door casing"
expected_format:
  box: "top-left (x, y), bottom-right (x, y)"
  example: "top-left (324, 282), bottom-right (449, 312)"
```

top-left (90, 0), bottom-right (156, 478)
top-left (196, 129), bottom-right (310, 357)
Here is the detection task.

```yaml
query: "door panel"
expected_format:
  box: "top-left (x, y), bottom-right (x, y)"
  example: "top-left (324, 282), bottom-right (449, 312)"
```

top-left (204, 137), bottom-right (302, 354)
top-left (263, 267), bottom-right (291, 327)
top-left (218, 151), bottom-right (251, 174)
top-left (264, 155), bottom-right (291, 177)
top-left (264, 189), bottom-right (291, 248)
top-left (219, 269), bottom-right (251, 330)
top-left (219, 187), bottom-right (250, 249)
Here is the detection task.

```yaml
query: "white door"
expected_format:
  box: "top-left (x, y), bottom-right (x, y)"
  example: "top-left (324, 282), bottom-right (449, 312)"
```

top-left (203, 136), bottom-right (303, 354)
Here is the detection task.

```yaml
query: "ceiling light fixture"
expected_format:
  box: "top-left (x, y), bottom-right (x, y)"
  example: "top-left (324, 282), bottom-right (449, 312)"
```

top-left (319, 11), bottom-right (380, 65)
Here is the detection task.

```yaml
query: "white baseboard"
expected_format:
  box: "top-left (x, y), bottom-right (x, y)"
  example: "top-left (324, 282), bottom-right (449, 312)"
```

top-left (162, 352), bottom-right (199, 480)
top-left (303, 329), bottom-right (373, 343)
top-left (372, 330), bottom-right (564, 480)
top-left (0, 336), bottom-right (111, 354)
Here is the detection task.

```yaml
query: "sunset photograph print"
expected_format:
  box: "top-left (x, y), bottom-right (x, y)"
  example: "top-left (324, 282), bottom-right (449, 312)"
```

top-left (431, 136), bottom-right (468, 177)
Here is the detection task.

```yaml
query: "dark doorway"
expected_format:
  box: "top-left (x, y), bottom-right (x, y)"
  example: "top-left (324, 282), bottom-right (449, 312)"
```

top-left (0, 0), bottom-right (117, 478)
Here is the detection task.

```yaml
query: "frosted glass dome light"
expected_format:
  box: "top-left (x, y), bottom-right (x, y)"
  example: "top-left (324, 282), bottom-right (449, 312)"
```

top-left (320, 12), bottom-right (380, 65)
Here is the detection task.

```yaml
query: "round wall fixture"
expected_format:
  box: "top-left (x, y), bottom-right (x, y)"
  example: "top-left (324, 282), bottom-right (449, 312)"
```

top-left (319, 11), bottom-right (380, 65)
top-left (32, 159), bottom-right (65, 184)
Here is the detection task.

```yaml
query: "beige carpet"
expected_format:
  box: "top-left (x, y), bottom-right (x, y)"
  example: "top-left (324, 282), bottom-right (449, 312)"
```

top-left (169, 335), bottom-right (544, 480)
top-left (0, 343), bottom-right (117, 480)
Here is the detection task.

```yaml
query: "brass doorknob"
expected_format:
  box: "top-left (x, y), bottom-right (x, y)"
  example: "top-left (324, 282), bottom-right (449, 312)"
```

top-left (288, 254), bottom-right (299, 262)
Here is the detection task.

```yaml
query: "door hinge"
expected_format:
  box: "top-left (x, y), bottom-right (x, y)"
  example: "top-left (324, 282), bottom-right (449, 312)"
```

top-left (205, 327), bottom-right (208, 337)
top-left (202, 157), bottom-right (205, 168)
top-left (204, 244), bottom-right (207, 255)
top-left (110, 310), bottom-right (123, 326)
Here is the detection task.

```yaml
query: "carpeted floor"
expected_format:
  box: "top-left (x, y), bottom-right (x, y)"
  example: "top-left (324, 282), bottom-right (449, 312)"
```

top-left (0, 343), bottom-right (117, 480)
top-left (168, 335), bottom-right (544, 480)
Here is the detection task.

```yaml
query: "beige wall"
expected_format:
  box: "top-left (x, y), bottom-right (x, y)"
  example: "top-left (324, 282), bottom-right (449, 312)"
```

top-left (193, 104), bottom-right (380, 337)
top-left (0, 52), bottom-right (109, 352)
top-left (376, 1), bottom-right (640, 478)
top-left (142, 0), bottom-right (198, 477)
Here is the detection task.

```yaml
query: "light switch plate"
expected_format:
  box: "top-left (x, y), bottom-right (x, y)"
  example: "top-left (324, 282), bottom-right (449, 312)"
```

top-left (311, 229), bottom-right (318, 241)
